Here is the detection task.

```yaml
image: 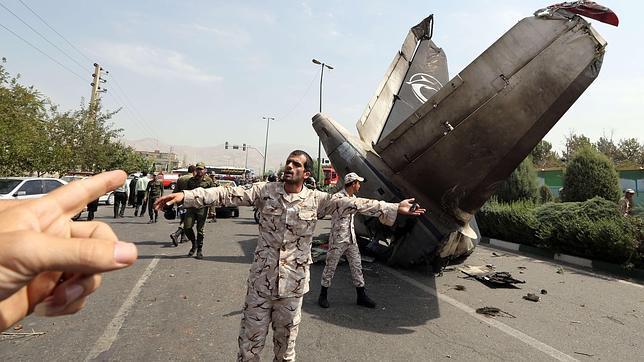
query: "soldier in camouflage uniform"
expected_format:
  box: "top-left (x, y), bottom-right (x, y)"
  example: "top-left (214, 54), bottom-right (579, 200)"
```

top-left (183, 162), bottom-right (217, 259)
top-left (318, 172), bottom-right (376, 309)
top-left (154, 150), bottom-right (425, 361)
top-left (144, 173), bottom-right (164, 223)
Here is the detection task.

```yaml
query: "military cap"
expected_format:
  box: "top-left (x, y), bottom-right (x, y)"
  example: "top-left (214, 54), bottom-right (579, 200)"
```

top-left (344, 172), bottom-right (364, 184)
top-left (196, 162), bottom-right (206, 169)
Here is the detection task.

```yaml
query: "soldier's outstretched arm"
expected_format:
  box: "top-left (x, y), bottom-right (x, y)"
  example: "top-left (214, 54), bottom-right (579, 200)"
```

top-left (316, 192), bottom-right (425, 226)
top-left (155, 182), bottom-right (266, 210)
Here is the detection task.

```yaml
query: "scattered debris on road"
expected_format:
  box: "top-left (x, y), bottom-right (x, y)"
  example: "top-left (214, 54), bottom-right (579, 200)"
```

top-left (169, 273), bottom-right (175, 277)
top-left (523, 293), bottom-right (540, 302)
top-left (454, 285), bottom-right (466, 291)
top-left (475, 306), bottom-right (516, 318)
top-left (13, 324), bottom-right (22, 331)
top-left (556, 266), bottom-right (565, 274)
top-left (1, 329), bottom-right (46, 338)
top-left (604, 315), bottom-right (625, 325)
top-left (475, 273), bottom-right (525, 288)
top-left (491, 252), bottom-right (507, 257)
top-left (574, 351), bottom-right (595, 357)
top-left (540, 289), bottom-right (548, 295)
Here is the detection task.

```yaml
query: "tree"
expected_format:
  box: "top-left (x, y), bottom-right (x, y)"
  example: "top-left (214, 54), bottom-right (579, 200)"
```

top-left (562, 133), bottom-right (594, 161)
top-left (531, 140), bottom-right (561, 168)
top-left (616, 138), bottom-right (643, 166)
top-left (561, 145), bottom-right (621, 202)
top-left (0, 62), bottom-right (148, 176)
top-left (494, 156), bottom-right (539, 203)
top-left (595, 136), bottom-right (620, 164)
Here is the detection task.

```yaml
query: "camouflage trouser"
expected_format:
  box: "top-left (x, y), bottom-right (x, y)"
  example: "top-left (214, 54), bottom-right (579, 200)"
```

top-left (321, 241), bottom-right (365, 288)
top-left (237, 287), bottom-right (302, 361)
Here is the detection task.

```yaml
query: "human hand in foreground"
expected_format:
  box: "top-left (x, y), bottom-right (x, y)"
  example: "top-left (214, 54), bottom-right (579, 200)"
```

top-left (0, 171), bottom-right (138, 330)
top-left (154, 192), bottom-right (185, 211)
top-left (398, 198), bottom-right (427, 216)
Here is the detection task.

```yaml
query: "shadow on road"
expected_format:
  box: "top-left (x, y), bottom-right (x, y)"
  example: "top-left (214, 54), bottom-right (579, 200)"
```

top-left (302, 262), bottom-right (440, 335)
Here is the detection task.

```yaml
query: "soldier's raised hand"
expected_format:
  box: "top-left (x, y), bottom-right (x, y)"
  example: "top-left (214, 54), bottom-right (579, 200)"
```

top-left (398, 198), bottom-right (426, 216)
top-left (0, 170), bottom-right (137, 330)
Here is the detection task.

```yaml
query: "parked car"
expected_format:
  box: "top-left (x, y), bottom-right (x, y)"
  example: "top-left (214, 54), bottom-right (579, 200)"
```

top-left (215, 180), bottom-right (239, 218)
top-left (0, 177), bottom-right (66, 200)
top-left (0, 176), bottom-right (86, 220)
top-left (61, 175), bottom-right (114, 205)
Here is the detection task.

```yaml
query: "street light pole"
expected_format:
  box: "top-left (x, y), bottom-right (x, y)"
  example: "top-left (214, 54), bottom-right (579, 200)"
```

top-left (262, 116), bottom-right (275, 180)
top-left (312, 58), bottom-right (333, 181)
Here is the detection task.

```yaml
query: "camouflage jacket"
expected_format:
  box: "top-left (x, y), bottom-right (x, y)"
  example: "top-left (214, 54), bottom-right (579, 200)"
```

top-left (182, 182), bottom-right (398, 298)
top-left (327, 189), bottom-right (358, 245)
top-left (173, 174), bottom-right (192, 193)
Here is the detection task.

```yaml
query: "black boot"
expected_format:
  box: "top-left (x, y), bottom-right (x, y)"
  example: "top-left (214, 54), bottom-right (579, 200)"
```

top-left (318, 286), bottom-right (330, 308)
top-left (170, 228), bottom-right (180, 247)
top-left (356, 287), bottom-right (376, 308)
top-left (195, 239), bottom-right (204, 259)
top-left (187, 242), bottom-right (196, 257)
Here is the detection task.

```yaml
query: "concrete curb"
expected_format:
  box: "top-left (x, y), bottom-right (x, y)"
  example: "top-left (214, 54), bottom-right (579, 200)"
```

top-left (480, 236), bottom-right (644, 282)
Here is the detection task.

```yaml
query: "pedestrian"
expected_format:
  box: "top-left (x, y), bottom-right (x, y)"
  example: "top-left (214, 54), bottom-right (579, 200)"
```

top-left (113, 177), bottom-right (129, 218)
top-left (128, 174), bottom-right (138, 207)
top-left (170, 165), bottom-right (196, 246)
top-left (318, 172), bottom-right (376, 309)
top-left (154, 150), bottom-right (425, 361)
top-left (86, 197), bottom-right (99, 221)
top-left (134, 171), bottom-right (149, 217)
top-left (618, 189), bottom-right (636, 216)
top-left (183, 162), bottom-right (216, 259)
top-left (144, 173), bottom-right (164, 223)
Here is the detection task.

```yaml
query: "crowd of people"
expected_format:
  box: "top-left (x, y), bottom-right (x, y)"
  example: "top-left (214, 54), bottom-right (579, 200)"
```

top-left (1, 150), bottom-right (426, 362)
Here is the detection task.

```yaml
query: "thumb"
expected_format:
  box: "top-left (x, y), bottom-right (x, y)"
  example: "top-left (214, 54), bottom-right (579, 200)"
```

top-left (7, 231), bottom-right (137, 275)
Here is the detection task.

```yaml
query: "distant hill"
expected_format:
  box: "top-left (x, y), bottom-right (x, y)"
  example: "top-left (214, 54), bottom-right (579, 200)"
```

top-left (123, 138), bottom-right (316, 174)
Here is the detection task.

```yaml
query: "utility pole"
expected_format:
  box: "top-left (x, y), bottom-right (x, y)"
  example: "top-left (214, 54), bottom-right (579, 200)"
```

top-left (89, 63), bottom-right (108, 118)
top-left (312, 59), bottom-right (333, 182)
top-left (262, 116), bottom-right (275, 180)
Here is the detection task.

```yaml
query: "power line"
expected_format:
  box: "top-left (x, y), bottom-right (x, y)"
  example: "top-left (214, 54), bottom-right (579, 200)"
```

top-left (17, 0), bottom-right (94, 64)
top-left (109, 76), bottom-right (162, 143)
top-left (0, 1), bottom-right (88, 72)
top-left (0, 22), bottom-right (85, 82)
top-left (277, 70), bottom-right (318, 122)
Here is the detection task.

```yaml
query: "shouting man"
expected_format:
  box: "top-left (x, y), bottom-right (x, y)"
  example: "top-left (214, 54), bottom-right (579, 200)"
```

top-left (155, 150), bottom-right (425, 361)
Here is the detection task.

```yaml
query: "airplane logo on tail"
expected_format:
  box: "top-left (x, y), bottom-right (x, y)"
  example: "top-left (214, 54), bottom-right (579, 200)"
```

top-left (406, 73), bottom-right (443, 103)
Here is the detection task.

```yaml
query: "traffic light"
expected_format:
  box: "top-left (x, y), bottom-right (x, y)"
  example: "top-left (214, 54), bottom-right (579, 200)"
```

top-left (225, 142), bottom-right (229, 149)
top-left (242, 143), bottom-right (246, 151)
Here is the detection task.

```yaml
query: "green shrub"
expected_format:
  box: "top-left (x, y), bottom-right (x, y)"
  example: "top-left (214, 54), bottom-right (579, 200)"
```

top-left (477, 199), bottom-right (540, 246)
top-left (538, 185), bottom-right (553, 203)
top-left (478, 197), bottom-right (641, 266)
top-left (562, 146), bottom-right (621, 202)
top-left (494, 157), bottom-right (539, 203)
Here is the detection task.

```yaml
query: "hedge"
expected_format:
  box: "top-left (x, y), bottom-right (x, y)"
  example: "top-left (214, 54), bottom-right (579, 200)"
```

top-left (478, 197), bottom-right (643, 268)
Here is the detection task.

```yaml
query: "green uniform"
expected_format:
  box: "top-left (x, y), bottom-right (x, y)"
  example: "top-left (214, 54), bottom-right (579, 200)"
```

top-left (183, 175), bottom-right (216, 252)
top-left (174, 174), bottom-right (192, 193)
top-left (145, 179), bottom-right (164, 222)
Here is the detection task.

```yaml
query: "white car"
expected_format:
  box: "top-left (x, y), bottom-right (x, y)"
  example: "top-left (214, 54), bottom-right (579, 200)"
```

top-left (0, 177), bottom-right (66, 200)
top-left (61, 175), bottom-right (114, 205)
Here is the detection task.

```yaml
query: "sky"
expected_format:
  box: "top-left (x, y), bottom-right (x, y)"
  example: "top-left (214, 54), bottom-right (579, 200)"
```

top-left (1, 0), bottom-right (641, 156)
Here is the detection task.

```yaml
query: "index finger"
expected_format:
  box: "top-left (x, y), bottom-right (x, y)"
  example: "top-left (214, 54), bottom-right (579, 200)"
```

top-left (39, 171), bottom-right (127, 219)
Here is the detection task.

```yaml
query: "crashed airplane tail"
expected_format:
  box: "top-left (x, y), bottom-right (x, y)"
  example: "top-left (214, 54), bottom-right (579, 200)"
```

top-left (314, 2), bottom-right (617, 267)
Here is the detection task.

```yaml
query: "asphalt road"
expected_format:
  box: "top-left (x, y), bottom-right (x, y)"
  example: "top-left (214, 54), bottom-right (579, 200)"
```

top-left (1, 205), bottom-right (642, 361)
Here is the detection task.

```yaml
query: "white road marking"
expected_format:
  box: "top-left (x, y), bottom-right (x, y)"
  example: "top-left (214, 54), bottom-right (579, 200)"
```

top-left (383, 266), bottom-right (578, 362)
top-left (85, 257), bottom-right (160, 361)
